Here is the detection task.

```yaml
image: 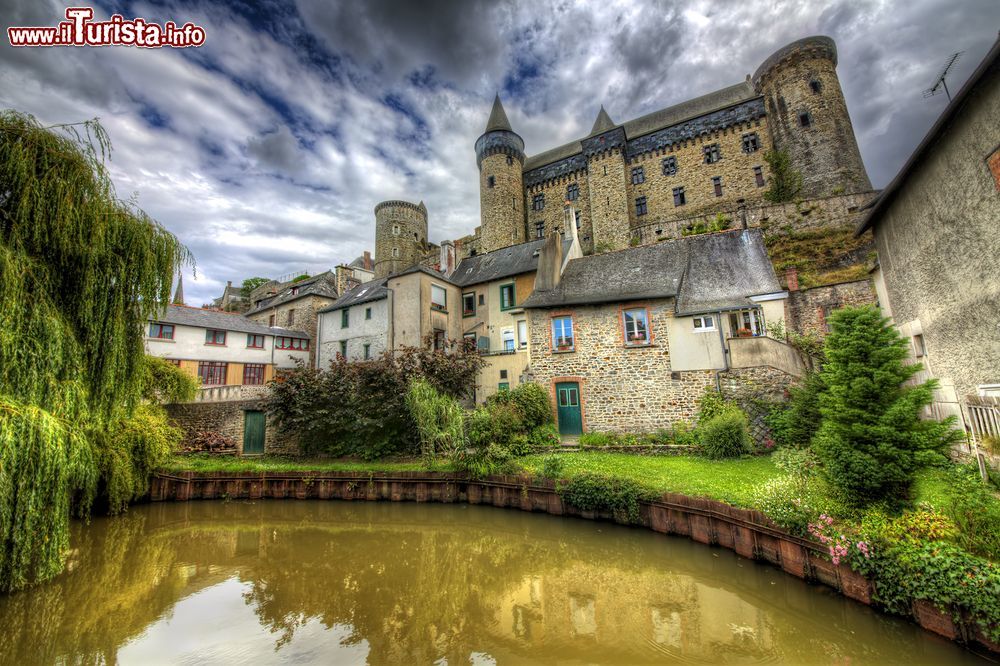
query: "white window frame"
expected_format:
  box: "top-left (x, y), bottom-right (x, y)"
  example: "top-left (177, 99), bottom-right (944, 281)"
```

top-left (552, 316), bottom-right (574, 351)
top-left (391, 247), bottom-right (399, 258)
top-left (502, 328), bottom-right (515, 352)
top-left (623, 308), bottom-right (651, 346)
top-left (431, 284), bottom-right (447, 310)
top-left (392, 224), bottom-right (400, 236)
top-left (692, 315), bottom-right (716, 332)
top-left (517, 320), bottom-right (528, 349)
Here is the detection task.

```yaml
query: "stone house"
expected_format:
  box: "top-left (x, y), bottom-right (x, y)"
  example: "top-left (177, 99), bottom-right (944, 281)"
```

top-left (146, 304), bottom-right (310, 387)
top-left (244, 271), bottom-right (340, 364)
top-left (316, 278), bottom-right (389, 368)
top-left (520, 228), bottom-right (787, 434)
top-left (211, 280), bottom-right (245, 312)
top-left (857, 36), bottom-right (1000, 415)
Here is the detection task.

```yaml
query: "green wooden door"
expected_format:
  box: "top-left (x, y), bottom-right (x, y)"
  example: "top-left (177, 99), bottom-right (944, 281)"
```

top-left (555, 382), bottom-right (582, 435)
top-left (243, 410), bottom-right (265, 455)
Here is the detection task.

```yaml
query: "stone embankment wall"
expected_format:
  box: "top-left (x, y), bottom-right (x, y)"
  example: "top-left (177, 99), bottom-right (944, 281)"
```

top-left (150, 470), bottom-right (998, 656)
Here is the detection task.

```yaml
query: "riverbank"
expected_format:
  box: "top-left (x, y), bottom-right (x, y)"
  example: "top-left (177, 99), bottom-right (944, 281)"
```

top-left (150, 462), bottom-right (1000, 657)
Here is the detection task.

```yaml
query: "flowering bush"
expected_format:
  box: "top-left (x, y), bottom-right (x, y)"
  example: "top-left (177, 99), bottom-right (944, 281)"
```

top-left (749, 476), bottom-right (819, 536)
top-left (807, 514), bottom-right (871, 566)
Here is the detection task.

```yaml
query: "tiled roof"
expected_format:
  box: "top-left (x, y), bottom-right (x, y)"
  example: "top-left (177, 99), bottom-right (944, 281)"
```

top-left (245, 271), bottom-right (338, 314)
top-left (450, 237), bottom-right (572, 287)
top-left (153, 305), bottom-right (309, 338)
top-left (318, 278), bottom-right (389, 314)
top-left (520, 229), bottom-right (780, 314)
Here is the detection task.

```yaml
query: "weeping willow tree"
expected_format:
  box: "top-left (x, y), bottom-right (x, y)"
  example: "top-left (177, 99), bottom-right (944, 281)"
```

top-left (0, 110), bottom-right (189, 592)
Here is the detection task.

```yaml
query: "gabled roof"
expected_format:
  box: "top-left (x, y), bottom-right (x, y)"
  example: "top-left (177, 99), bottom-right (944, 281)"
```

top-left (450, 237), bottom-right (572, 287)
top-left (152, 305), bottom-right (309, 338)
top-left (523, 81), bottom-right (758, 171)
top-left (856, 36), bottom-right (1000, 236)
top-left (520, 229), bottom-right (781, 314)
top-left (318, 278), bottom-right (389, 314)
top-left (389, 263), bottom-right (459, 285)
top-left (245, 271), bottom-right (338, 314)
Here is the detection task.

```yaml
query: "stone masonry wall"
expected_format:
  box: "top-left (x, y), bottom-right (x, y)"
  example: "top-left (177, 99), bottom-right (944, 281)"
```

top-left (527, 299), bottom-right (716, 432)
top-left (165, 396), bottom-right (297, 456)
top-left (374, 201), bottom-right (428, 278)
top-left (720, 366), bottom-right (798, 447)
top-left (585, 149), bottom-right (632, 251)
top-left (525, 171), bottom-right (594, 254)
top-left (246, 294), bottom-right (331, 366)
top-left (785, 279), bottom-right (875, 338)
top-left (478, 152), bottom-right (525, 253)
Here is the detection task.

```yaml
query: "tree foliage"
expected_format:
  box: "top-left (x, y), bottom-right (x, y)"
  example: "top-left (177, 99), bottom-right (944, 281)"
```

top-left (812, 307), bottom-right (961, 505)
top-left (241, 276), bottom-right (269, 299)
top-left (141, 356), bottom-right (199, 405)
top-left (0, 111), bottom-right (188, 591)
top-left (762, 149), bottom-right (803, 203)
top-left (405, 379), bottom-right (465, 462)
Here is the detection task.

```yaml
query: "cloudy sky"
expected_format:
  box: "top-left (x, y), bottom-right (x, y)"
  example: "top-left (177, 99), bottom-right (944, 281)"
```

top-left (2, 0), bottom-right (998, 306)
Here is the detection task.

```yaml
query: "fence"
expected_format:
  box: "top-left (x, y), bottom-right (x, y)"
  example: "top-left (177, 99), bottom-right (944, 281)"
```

top-left (962, 395), bottom-right (999, 478)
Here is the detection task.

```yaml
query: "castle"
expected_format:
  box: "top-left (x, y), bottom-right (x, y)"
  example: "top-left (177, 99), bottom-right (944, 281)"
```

top-left (372, 35), bottom-right (872, 268)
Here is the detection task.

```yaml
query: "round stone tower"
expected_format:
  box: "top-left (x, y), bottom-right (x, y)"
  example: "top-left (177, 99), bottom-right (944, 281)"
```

top-left (373, 200), bottom-right (428, 278)
top-left (475, 94), bottom-right (525, 254)
top-left (752, 36), bottom-right (872, 198)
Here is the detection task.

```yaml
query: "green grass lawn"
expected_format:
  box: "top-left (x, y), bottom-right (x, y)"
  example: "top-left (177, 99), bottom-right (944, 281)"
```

top-left (160, 454), bottom-right (446, 474)
top-left (520, 452), bottom-right (780, 507)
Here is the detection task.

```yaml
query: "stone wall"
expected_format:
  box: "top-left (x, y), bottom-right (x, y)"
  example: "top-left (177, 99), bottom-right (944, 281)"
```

top-left (525, 171), bottom-right (594, 254)
top-left (585, 149), bottom-right (632, 252)
top-left (165, 396), bottom-right (297, 456)
top-left (720, 366), bottom-right (798, 446)
top-left (246, 294), bottom-right (330, 366)
top-left (374, 200), bottom-right (429, 278)
top-left (478, 152), bottom-right (525, 253)
top-left (785, 279), bottom-right (875, 338)
top-left (527, 299), bottom-right (717, 431)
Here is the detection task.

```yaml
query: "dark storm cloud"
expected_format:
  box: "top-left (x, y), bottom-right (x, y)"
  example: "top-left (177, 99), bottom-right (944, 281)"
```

top-left (1, 0), bottom-right (998, 306)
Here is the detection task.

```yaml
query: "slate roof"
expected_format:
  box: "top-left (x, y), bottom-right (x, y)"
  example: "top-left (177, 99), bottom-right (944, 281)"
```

top-left (152, 305), bottom-right (309, 338)
top-left (484, 94), bottom-right (514, 133)
top-left (523, 81), bottom-right (758, 171)
top-left (450, 237), bottom-right (572, 287)
top-left (390, 263), bottom-right (460, 285)
top-left (318, 278), bottom-right (389, 314)
top-left (245, 271), bottom-right (338, 314)
top-left (520, 229), bottom-right (781, 314)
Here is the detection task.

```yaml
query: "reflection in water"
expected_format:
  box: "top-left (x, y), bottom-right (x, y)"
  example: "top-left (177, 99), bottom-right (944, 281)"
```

top-left (0, 501), bottom-right (987, 665)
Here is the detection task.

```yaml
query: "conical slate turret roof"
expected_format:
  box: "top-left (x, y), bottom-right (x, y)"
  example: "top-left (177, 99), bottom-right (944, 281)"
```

top-left (484, 94), bottom-right (513, 133)
top-left (589, 105), bottom-right (616, 135)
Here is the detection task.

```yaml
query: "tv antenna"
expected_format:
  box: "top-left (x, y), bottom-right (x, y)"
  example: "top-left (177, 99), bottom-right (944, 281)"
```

top-left (923, 51), bottom-right (964, 102)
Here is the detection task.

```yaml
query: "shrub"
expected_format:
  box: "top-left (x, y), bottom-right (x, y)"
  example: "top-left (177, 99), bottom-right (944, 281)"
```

top-left (696, 389), bottom-right (728, 425)
top-left (940, 465), bottom-right (1000, 561)
top-left (579, 432), bottom-right (613, 447)
top-left (699, 408), bottom-right (753, 459)
top-left (812, 307), bottom-right (962, 505)
top-left (466, 402), bottom-right (522, 451)
top-left (453, 441), bottom-right (519, 479)
top-left (527, 424), bottom-right (560, 449)
top-left (749, 476), bottom-right (820, 536)
top-left (540, 455), bottom-right (566, 480)
top-left (405, 379), bottom-right (465, 461)
top-left (767, 370), bottom-right (825, 448)
top-left (141, 356), bottom-right (199, 405)
top-left (772, 446), bottom-right (819, 480)
top-left (486, 382), bottom-right (552, 430)
top-left (762, 149), bottom-right (802, 203)
top-left (559, 473), bottom-right (656, 523)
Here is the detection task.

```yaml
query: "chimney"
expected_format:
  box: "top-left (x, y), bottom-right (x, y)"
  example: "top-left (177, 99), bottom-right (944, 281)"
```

top-left (533, 230), bottom-right (563, 292)
top-left (226, 280), bottom-right (232, 288)
top-left (785, 267), bottom-right (799, 292)
top-left (737, 200), bottom-right (748, 230)
top-left (439, 240), bottom-right (456, 278)
top-left (363, 250), bottom-right (373, 271)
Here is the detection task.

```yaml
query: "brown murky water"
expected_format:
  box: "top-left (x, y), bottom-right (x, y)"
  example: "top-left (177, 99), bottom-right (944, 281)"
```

top-left (0, 501), bottom-right (988, 665)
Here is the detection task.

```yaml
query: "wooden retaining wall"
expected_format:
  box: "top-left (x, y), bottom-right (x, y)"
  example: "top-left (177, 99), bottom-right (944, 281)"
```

top-left (150, 470), bottom-right (998, 656)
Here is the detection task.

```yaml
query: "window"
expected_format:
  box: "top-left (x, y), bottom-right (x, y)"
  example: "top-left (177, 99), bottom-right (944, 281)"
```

top-left (672, 187), bottom-right (686, 207)
top-left (499, 283), bottom-right (516, 310)
top-left (502, 329), bottom-right (515, 352)
top-left (703, 143), bottom-right (721, 164)
top-left (339, 340), bottom-right (347, 358)
top-left (341, 309), bottom-right (349, 328)
top-left (635, 196), bottom-right (647, 216)
top-left (517, 320), bottom-right (527, 349)
top-left (243, 364), bottom-right (265, 386)
top-left (487, 175), bottom-right (495, 188)
top-left (799, 111), bottom-right (812, 128)
top-left (431, 284), bottom-right (447, 311)
top-left (197, 361), bottom-right (227, 386)
top-left (753, 165), bottom-right (765, 187)
top-left (742, 132), bottom-right (760, 154)
top-left (712, 176), bottom-right (723, 197)
top-left (287, 309), bottom-right (295, 326)
top-left (478, 294), bottom-right (485, 306)
top-left (149, 322), bottom-right (174, 339)
top-left (432, 329), bottom-right (446, 351)
top-left (692, 316), bottom-right (716, 332)
top-left (506, 155), bottom-right (513, 165)
top-left (623, 308), bottom-right (650, 346)
top-left (913, 334), bottom-right (926, 358)
top-left (246, 334), bottom-right (265, 349)
top-left (276, 337), bottom-right (309, 351)
top-left (391, 247), bottom-right (399, 258)
top-left (498, 382), bottom-right (510, 392)
top-left (630, 166), bottom-right (645, 184)
top-left (728, 308), bottom-right (764, 337)
top-left (291, 286), bottom-right (300, 296)
top-left (662, 156), bottom-right (678, 176)
top-left (809, 79), bottom-right (822, 94)
top-left (552, 316), bottom-right (574, 351)
top-left (500, 369), bottom-right (508, 379)
top-left (268, 314), bottom-right (275, 327)
top-left (392, 224), bottom-right (400, 236)
top-left (462, 292), bottom-right (476, 317)
top-left (566, 182), bottom-right (579, 201)
top-left (363, 343), bottom-right (371, 360)
top-left (205, 329), bottom-right (226, 346)
top-left (166, 359), bottom-right (181, 366)
top-left (532, 193), bottom-right (545, 211)
top-left (463, 331), bottom-right (477, 351)
top-left (365, 307), bottom-right (372, 320)
top-left (535, 221), bottom-right (544, 238)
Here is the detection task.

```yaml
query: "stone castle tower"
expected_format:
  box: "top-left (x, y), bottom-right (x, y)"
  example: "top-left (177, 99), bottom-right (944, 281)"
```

top-left (752, 36), bottom-right (872, 198)
top-left (474, 95), bottom-right (526, 254)
top-left (373, 199), bottom-right (428, 278)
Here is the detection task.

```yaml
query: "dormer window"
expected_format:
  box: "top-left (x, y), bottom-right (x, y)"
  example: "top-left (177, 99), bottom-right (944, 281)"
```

top-left (291, 286), bottom-right (299, 296)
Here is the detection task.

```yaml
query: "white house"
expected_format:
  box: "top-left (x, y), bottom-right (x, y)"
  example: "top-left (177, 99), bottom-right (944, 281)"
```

top-left (316, 278), bottom-right (390, 368)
